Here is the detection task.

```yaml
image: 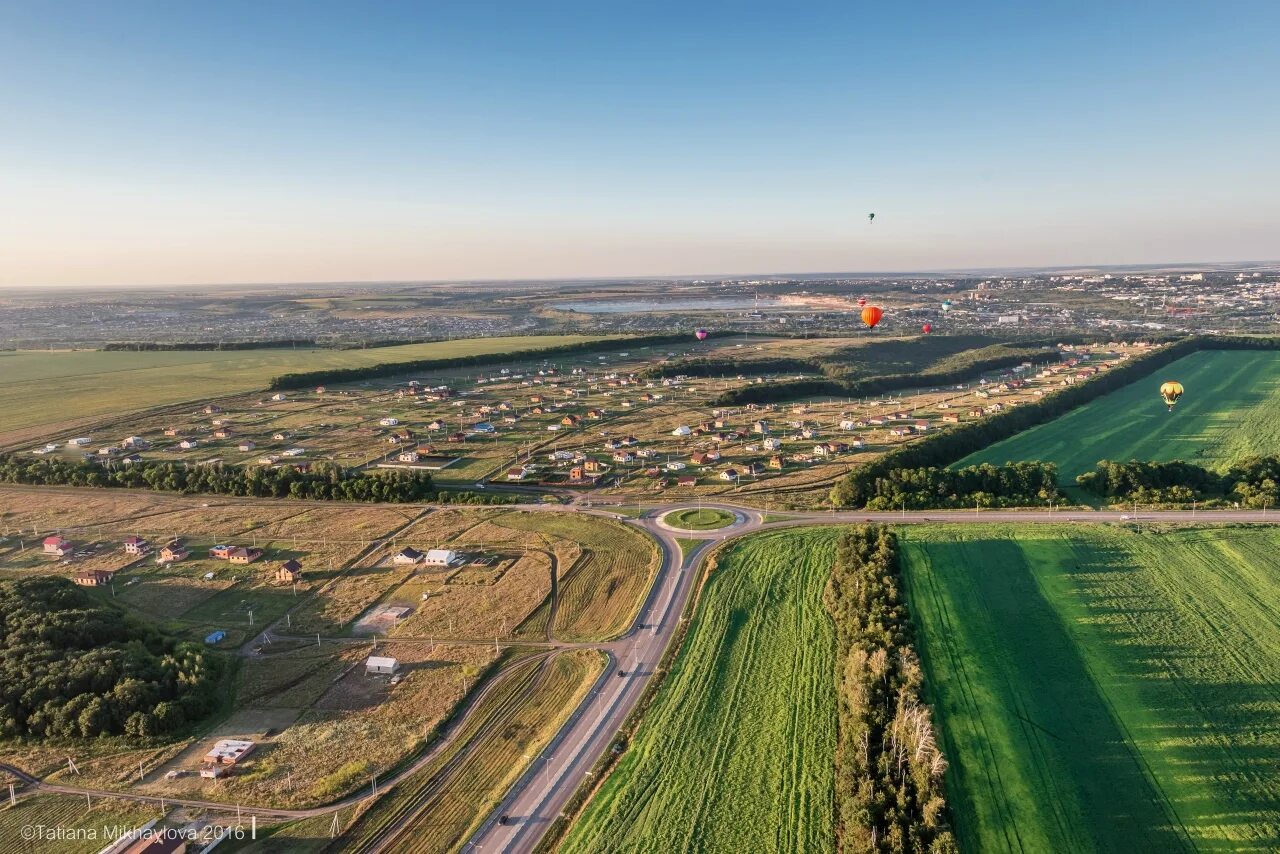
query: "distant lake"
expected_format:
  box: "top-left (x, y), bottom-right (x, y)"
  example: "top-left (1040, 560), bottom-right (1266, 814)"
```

top-left (554, 297), bottom-right (783, 314)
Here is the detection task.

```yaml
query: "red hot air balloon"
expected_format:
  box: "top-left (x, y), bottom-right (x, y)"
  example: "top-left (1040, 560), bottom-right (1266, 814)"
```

top-left (922, 323), bottom-right (933, 334)
top-left (695, 328), bottom-right (709, 341)
top-left (861, 306), bottom-right (883, 329)
top-left (857, 297), bottom-right (867, 307)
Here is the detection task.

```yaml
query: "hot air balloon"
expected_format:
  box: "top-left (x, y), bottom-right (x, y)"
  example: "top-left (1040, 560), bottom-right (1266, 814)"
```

top-left (861, 306), bottom-right (883, 330)
top-left (868, 212), bottom-right (875, 223)
top-left (695, 328), bottom-right (709, 341)
top-left (857, 297), bottom-right (867, 307)
top-left (922, 323), bottom-right (933, 334)
top-left (941, 300), bottom-right (952, 312)
top-left (1159, 381), bottom-right (1183, 411)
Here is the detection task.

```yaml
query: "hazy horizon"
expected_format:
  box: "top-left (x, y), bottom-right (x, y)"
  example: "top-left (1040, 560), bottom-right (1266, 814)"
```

top-left (3, 1), bottom-right (1278, 289)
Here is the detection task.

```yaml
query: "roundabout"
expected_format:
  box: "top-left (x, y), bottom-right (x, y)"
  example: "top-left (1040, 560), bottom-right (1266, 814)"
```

top-left (656, 506), bottom-right (748, 535)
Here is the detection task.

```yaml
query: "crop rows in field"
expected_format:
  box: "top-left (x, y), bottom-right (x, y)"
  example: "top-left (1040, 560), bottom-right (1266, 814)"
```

top-left (0, 795), bottom-right (160, 854)
top-left (330, 650), bottom-right (601, 854)
top-left (494, 513), bottom-right (659, 642)
top-left (957, 350), bottom-right (1280, 481)
top-left (562, 528), bottom-right (837, 854)
top-left (899, 524), bottom-right (1280, 852)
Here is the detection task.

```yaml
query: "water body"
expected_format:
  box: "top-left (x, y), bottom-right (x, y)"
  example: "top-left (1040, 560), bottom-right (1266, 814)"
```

top-left (553, 297), bottom-right (783, 314)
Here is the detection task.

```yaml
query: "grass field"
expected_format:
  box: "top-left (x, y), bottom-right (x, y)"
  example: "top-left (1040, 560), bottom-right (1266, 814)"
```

top-left (899, 524), bottom-right (1280, 853)
top-left (957, 350), bottom-right (1280, 482)
top-left (562, 528), bottom-right (837, 853)
top-left (0, 335), bottom-right (609, 436)
top-left (493, 513), bottom-right (660, 642)
top-left (661, 507), bottom-right (735, 530)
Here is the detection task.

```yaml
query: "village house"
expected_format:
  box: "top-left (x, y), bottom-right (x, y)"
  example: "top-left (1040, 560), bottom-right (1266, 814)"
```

top-left (275, 559), bottom-right (303, 584)
top-left (506, 466), bottom-right (529, 481)
top-left (123, 536), bottom-right (150, 555)
top-left (201, 739), bottom-right (255, 778)
top-left (74, 569), bottom-right (113, 587)
top-left (228, 547), bottom-right (263, 564)
top-left (943, 414), bottom-right (961, 424)
top-left (365, 656), bottom-right (399, 676)
top-left (768, 454), bottom-right (786, 470)
top-left (611, 451), bottom-right (635, 464)
top-left (179, 438), bottom-right (199, 450)
top-left (752, 420), bottom-right (770, 434)
top-left (397, 450), bottom-right (420, 464)
top-left (213, 428), bottom-right (233, 439)
top-left (159, 541), bottom-right (189, 563)
top-left (719, 468), bottom-right (740, 481)
top-left (42, 535), bottom-right (72, 556)
top-left (393, 547), bottom-right (424, 565)
top-left (237, 439), bottom-right (257, 452)
top-left (203, 404), bottom-right (223, 415)
top-left (163, 427), bottom-right (180, 437)
top-left (425, 549), bottom-right (459, 566)
top-left (677, 475), bottom-right (698, 487)
top-left (121, 435), bottom-right (149, 450)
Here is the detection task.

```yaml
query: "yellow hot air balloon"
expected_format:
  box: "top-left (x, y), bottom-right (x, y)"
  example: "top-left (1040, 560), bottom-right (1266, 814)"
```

top-left (1159, 381), bottom-right (1184, 411)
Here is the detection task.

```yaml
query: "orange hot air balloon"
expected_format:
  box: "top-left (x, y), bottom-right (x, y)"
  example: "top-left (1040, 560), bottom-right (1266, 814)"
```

top-left (922, 323), bottom-right (933, 334)
top-left (861, 306), bottom-right (883, 329)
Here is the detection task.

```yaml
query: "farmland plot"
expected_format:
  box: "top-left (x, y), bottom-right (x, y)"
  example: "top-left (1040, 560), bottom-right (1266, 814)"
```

top-left (563, 528), bottom-right (837, 853)
top-left (958, 350), bottom-right (1280, 481)
top-left (899, 524), bottom-right (1280, 853)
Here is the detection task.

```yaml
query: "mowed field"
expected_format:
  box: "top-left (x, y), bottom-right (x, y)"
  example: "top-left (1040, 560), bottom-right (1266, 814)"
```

top-left (958, 349), bottom-right (1280, 482)
top-left (562, 529), bottom-right (837, 853)
top-left (0, 335), bottom-right (610, 436)
top-left (899, 524), bottom-right (1280, 853)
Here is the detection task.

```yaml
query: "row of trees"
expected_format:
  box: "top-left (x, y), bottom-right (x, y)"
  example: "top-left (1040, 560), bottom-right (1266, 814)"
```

top-left (0, 577), bottom-right (222, 739)
top-left (712, 343), bottom-right (1056, 407)
top-left (1077, 456), bottom-right (1280, 507)
top-left (856, 462), bottom-right (1061, 510)
top-left (0, 454), bottom-right (511, 504)
top-left (824, 526), bottom-right (955, 854)
top-left (267, 331), bottom-right (717, 390)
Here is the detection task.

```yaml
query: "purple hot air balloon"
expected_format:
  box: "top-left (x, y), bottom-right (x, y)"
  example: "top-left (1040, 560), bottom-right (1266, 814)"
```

top-left (695, 328), bottom-right (709, 341)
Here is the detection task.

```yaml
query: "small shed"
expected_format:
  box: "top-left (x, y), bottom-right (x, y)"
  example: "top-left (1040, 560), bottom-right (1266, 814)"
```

top-left (205, 630), bottom-right (226, 645)
top-left (365, 655), bottom-right (400, 676)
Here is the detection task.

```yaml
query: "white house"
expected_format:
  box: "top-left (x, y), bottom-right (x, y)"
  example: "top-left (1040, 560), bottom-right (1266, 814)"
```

top-left (671, 425), bottom-right (693, 437)
top-left (425, 549), bottom-right (459, 566)
top-left (393, 547), bottom-right (424, 565)
top-left (379, 417), bottom-right (400, 427)
top-left (365, 656), bottom-right (399, 676)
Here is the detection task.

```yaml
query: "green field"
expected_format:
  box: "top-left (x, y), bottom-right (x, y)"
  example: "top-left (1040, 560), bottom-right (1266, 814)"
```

top-left (899, 524), bottom-right (1280, 852)
top-left (0, 335), bottom-right (610, 435)
top-left (957, 350), bottom-right (1280, 482)
top-left (562, 529), bottom-right (837, 853)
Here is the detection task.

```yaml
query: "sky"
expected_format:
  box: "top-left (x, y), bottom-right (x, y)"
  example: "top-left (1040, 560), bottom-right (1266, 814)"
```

top-left (1, 0), bottom-right (1278, 288)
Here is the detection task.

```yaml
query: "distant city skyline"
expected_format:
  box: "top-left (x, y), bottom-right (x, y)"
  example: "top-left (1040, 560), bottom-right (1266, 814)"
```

top-left (2, 1), bottom-right (1278, 288)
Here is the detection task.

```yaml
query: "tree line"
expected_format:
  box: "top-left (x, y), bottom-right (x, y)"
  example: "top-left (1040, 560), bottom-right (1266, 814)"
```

top-left (1077, 456), bottom-right (1280, 507)
top-left (855, 462), bottom-right (1061, 510)
top-left (712, 343), bottom-right (1056, 407)
top-left (267, 331), bottom-right (722, 390)
top-left (0, 577), bottom-right (222, 739)
top-left (0, 454), bottom-right (515, 505)
top-left (824, 526), bottom-right (955, 854)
